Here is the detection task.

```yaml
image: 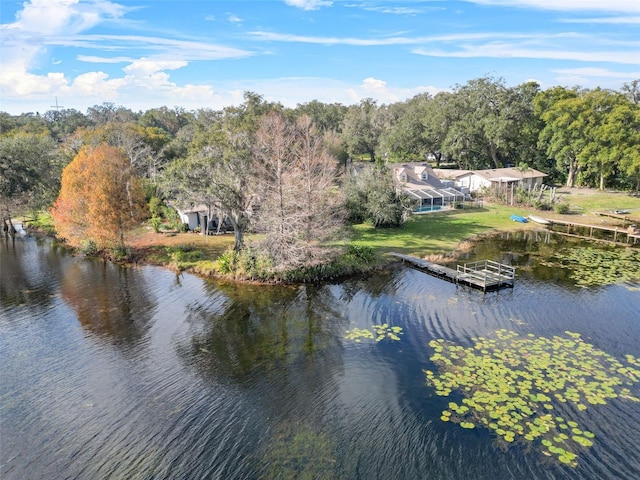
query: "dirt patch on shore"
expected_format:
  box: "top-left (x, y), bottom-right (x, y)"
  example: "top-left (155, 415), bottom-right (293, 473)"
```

top-left (128, 229), bottom-right (234, 250)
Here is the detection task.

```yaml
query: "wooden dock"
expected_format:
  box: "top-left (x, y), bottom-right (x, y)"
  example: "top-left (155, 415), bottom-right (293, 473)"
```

top-left (391, 253), bottom-right (515, 292)
top-left (593, 211), bottom-right (636, 225)
top-left (548, 219), bottom-right (640, 245)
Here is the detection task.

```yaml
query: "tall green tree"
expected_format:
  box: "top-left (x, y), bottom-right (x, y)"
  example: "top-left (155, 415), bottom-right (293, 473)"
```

top-left (441, 77), bottom-right (540, 170)
top-left (162, 93), bottom-right (279, 250)
top-left (86, 103), bottom-right (138, 125)
top-left (578, 89), bottom-right (627, 190)
top-left (163, 124), bottom-right (255, 250)
top-left (342, 98), bottom-right (382, 162)
top-left (43, 108), bottom-right (92, 141)
top-left (535, 87), bottom-right (584, 187)
top-left (536, 86), bottom-right (639, 189)
top-left (139, 106), bottom-right (192, 136)
top-left (594, 96), bottom-right (640, 190)
top-left (377, 96), bottom-right (431, 162)
top-left (294, 100), bottom-right (347, 133)
top-left (343, 164), bottom-right (414, 227)
top-left (0, 132), bottom-right (61, 219)
top-left (421, 92), bottom-right (454, 166)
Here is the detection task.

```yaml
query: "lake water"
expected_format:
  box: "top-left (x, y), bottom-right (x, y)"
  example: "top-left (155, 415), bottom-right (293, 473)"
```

top-left (1, 233), bottom-right (639, 479)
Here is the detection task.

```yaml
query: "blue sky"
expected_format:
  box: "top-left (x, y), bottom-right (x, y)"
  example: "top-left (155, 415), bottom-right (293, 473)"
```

top-left (1, 0), bottom-right (639, 115)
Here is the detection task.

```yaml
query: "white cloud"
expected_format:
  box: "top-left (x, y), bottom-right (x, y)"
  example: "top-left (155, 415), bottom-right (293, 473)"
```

top-left (412, 41), bottom-right (640, 65)
top-left (559, 16), bottom-right (640, 24)
top-left (0, 72), bottom-right (441, 114)
top-left (551, 67), bottom-right (640, 79)
top-left (284, 0), bottom-right (333, 10)
top-left (77, 55), bottom-right (134, 63)
top-left (67, 71), bottom-right (123, 97)
top-left (0, 68), bottom-right (67, 96)
top-left (362, 77), bottom-right (387, 90)
top-left (123, 58), bottom-right (188, 76)
top-left (345, 3), bottom-right (436, 15)
top-left (248, 30), bottom-right (500, 46)
top-left (464, 0), bottom-right (640, 14)
top-left (8, 0), bottom-right (129, 35)
top-left (550, 68), bottom-right (639, 88)
top-left (58, 34), bottom-right (253, 61)
top-left (0, 0), bottom-right (256, 114)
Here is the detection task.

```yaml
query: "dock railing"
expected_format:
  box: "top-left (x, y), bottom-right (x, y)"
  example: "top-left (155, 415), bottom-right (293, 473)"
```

top-left (456, 260), bottom-right (515, 289)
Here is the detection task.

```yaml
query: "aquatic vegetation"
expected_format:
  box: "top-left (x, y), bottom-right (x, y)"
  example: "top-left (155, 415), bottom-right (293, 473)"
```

top-left (425, 330), bottom-right (640, 467)
top-left (260, 425), bottom-right (336, 480)
top-left (345, 323), bottom-right (403, 342)
top-left (541, 246), bottom-right (640, 288)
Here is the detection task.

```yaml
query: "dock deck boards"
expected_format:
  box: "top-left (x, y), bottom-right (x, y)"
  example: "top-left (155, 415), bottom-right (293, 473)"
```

top-left (548, 219), bottom-right (640, 244)
top-left (391, 253), bottom-right (515, 292)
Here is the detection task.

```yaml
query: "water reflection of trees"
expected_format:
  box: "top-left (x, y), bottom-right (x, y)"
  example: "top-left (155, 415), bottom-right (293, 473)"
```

top-left (61, 261), bottom-right (155, 343)
top-left (180, 282), bottom-right (348, 380)
top-left (338, 267), bottom-right (399, 303)
top-left (0, 237), bottom-right (69, 309)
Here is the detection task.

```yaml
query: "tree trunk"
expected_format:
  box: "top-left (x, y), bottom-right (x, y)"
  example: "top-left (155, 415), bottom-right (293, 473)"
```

top-left (228, 214), bottom-right (245, 251)
top-left (6, 216), bottom-right (16, 235)
top-left (488, 143), bottom-right (499, 169)
top-left (232, 224), bottom-right (244, 251)
top-left (566, 160), bottom-right (579, 188)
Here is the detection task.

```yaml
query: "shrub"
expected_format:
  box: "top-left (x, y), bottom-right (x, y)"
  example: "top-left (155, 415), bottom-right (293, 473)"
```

top-left (27, 210), bottom-right (56, 234)
top-left (148, 196), bottom-right (163, 218)
top-left (149, 216), bottom-right (162, 233)
top-left (554, 203), bottom-right (570, 214)
top-left (79, 240), bottom-right (98, 256)
top-left (346, 244), bottom-right (375, 263)
top-left (215, 249), bottom-right (239, 275)
top-left (532, 200), bottom-right (552, 211)
top-left (110, 245), bottom-right (129, 261)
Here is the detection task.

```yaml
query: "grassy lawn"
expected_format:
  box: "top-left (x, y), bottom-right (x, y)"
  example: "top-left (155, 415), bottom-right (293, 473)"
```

top-left (127, 188), bottom-right (640, 266)
top-left (553, 188), bottom-right (640, 214)
top-left (349, 203), bottom-right (536, 257)
top-left (350, 188), bottom-right (640, 258)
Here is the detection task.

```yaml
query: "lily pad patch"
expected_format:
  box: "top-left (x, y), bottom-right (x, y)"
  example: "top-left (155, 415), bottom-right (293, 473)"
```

top-left (425, 330), bottom-right (640, 467)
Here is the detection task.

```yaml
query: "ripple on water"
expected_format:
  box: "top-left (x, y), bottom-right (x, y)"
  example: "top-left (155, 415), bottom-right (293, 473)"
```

top-left (2, 238), bottom-right (640, 480)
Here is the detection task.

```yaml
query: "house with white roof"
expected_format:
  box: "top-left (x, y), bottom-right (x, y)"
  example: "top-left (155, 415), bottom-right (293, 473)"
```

top-left (454, 167), bottom-right (547, 193)
top-left (176, 204), bottom-right (235, 234)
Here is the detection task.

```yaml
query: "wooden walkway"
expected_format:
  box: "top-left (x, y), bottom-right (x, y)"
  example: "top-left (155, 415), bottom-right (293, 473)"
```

top-left (593, 211), bottom-right (636, 225)
top-left (548, 219), bottom-right (640, 245)
top-left (391, 253), bottom-right (515, 292)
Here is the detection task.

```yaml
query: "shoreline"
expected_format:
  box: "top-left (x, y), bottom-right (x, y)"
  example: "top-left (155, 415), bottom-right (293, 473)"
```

top-left (13, 189), bottom-right (640, 285)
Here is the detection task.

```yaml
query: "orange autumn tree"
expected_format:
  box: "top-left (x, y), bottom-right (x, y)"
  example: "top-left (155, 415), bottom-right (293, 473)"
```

top-left (51, 144), bottom-right (146, 250)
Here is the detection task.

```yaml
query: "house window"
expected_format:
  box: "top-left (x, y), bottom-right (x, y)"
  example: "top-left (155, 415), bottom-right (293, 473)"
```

top-left (400, 174), bottom-right (407, 182)
top-left (421, 172), bottom-right (428, 180)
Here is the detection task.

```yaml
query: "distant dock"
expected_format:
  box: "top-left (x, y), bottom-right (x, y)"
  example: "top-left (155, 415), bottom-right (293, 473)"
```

top-left (547, 219), bottom-right (640, 245)
top-left (391, 253), bottom-right (515, 292)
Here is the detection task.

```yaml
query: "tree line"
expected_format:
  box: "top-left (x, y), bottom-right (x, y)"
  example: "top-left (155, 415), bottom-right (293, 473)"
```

top-left (1, 77), bottom-right (639, 271)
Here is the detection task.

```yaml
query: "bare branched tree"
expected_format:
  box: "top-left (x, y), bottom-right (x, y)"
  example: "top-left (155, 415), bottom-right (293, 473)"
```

top-left (252, 113), bottom-right (344, 271)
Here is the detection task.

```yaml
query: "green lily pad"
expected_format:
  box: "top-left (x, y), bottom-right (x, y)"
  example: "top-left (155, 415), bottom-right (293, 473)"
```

top-left (425, 330), bottom-right (640, 467)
